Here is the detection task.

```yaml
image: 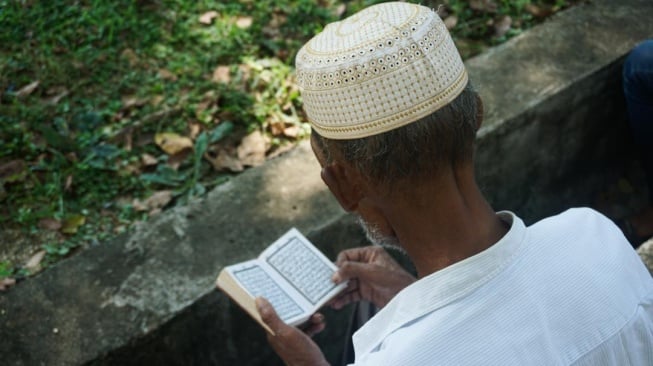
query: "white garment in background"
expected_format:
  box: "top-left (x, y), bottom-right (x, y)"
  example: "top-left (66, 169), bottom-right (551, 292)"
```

top-left (350, 208), bottom-right (653, 365)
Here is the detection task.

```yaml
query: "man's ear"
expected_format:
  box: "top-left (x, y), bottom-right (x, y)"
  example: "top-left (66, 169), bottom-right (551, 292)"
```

top-left (320, 163), bottom-right (363, 212)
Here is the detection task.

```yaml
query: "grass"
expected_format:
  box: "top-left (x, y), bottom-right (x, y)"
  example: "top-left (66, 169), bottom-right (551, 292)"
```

top-left (0, 0), bottom-right (580, 280)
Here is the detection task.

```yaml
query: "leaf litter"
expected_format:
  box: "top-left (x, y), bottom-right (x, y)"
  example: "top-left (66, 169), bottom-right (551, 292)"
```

top-left (0, 0), bottom-right (583, 287)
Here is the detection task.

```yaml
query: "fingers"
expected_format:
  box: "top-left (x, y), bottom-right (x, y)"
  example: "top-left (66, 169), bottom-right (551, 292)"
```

top-left (330, 289), bottom-right (362, 309)
top-left (332, 277), bottom-right (359, 297)
top-left (256, 297), bottom-right (287, 336)
top-left (256, 298), bottom-right (330, 365)
top-left (333, 260), bottom-right (372, 284)
top-left (335, 245), bottom-right (391, 267)
top-left (258, 298), bottom-right (326, 338)
top-left (335, 247), bottom-right (372, 266)
top-left (301, 313), bottom-right (326, 337)
top-left (328, 278), bottom-right (359, 308)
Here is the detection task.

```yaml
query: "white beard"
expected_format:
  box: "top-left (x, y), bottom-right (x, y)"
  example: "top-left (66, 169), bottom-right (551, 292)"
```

top-left (356, 215), bottom-right (405, 254)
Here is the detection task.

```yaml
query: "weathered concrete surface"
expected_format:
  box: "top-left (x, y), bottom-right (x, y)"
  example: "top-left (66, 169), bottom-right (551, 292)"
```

top-left (471, 0), bottom-right (653, 222)
top-left (85, 214), bottom-right (371, 366)
top-left (0, 141), bottom-right (359, 366)
top-left (2, 0), bottom-right (653, 365)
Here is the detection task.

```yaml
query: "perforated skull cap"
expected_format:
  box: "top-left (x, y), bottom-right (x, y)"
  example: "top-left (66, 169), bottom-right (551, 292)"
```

top-left (295, 2), bottom-right (468, 139)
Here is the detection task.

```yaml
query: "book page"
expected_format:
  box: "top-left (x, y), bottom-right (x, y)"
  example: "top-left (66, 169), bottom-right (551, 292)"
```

top-left (263, 230), bottom-right (340, 306)
top-left (231, 261), bottom-right (304, 322)
top-left (218, 228), bottom-right (347, 328)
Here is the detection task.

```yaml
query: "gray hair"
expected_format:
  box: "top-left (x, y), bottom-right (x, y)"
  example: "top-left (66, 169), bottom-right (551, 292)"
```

top-left (311, 82), bottom-right (480, 187)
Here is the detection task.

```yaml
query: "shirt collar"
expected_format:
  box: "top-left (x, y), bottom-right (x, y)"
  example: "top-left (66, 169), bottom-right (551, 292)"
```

top-left (352, 211), bottom-right (527, 356)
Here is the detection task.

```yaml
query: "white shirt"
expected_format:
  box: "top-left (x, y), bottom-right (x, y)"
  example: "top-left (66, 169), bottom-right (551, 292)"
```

top-left (350, 208), bottom-right (653, 365)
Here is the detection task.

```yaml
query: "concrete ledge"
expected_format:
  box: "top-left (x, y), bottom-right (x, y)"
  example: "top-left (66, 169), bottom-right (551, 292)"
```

top-left (0, 141), bottom-right (359, 365)
top-left (470, 0), bottom-right (653, 221)
top-left (2, 0), bottom-right (653, 364)
top-left (86, 214), bottom-right (370, 366)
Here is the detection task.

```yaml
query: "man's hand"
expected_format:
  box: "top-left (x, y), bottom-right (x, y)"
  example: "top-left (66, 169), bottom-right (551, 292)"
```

top-left (256, 297), bottom-right (330, 366)
top-left (331, 246), bottom-right (416, 309)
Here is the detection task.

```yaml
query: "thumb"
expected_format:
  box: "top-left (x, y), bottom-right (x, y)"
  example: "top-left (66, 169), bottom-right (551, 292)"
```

top-left (256, 297), bottom-right (284, 334)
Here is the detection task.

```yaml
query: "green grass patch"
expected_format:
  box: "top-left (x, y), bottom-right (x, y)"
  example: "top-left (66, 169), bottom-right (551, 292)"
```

top-left (0, 0), bottom-right (580, 279)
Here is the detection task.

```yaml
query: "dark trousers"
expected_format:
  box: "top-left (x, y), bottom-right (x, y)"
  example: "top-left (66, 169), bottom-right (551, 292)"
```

top-left (623, 40), bottom-right (653, 203)
top-left (339, 301), bottom-right (377, 366)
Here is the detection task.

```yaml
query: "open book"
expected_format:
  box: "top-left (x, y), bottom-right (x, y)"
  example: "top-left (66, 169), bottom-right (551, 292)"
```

top-left (216, 228), bottom-right (347, 334)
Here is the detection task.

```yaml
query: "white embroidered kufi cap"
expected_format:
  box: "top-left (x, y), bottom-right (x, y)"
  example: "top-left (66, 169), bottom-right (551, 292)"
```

top-left (295, 2), bottom-right (468, 139)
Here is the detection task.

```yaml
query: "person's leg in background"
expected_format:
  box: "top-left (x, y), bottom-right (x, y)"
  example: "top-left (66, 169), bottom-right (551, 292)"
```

top-left (622, 40), bottom-right (653, 246)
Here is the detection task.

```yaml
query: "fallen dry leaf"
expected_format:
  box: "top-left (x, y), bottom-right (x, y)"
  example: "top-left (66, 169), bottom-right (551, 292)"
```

top-left (212, 65), bottom-right (231, 84)
top-left (334, 4), bottom-right (347, 17)
top-left (61, 215), bottom-right (86, 235)
top-left (493, 15), bottom-right (512, 38)
top-left (38, 218), bottom-right (62, 231)
top-left (0, 160), bottom-right (27, 183)
top-left (155, 132), bottom-right (194, 155)
top-left (158, 68), bottom-right (178, 81)
top-left (46, 85), bottom-right (67, 96)
top-left (133, 190), bottom-right (173, 212)
top-left (147, 190), bottom-right (173, 208)
top-left (116, 127), bottom-right (134, 151)
top-left (281, 101), bottom-right (293, 112)
top-left (120, 48), bottom-right (139, 66)
top-left (132, 200), bottom-right (146, 211)
top-left (525, 3), bottom-right (554, 18)
top-left (470, 0), bottom-right (498, 13)
top-left (188, 121), bottom-right (202, 140)
top-left (0, 278), bottom-right (16, 291)
top-left (201, 89), bottom-right (217, 101)
top-left (444, 15), bottom-right (458, 30)
top-left (234, 63), bottom-right (253, 89)
top-left (283, 125), bottom-right (300, 138)
top-left (46, 91), bottom-right (68, 105)
top-left (269, 122), bottom-right (286, 136)
top-left (235, 16), bottom-right (253, 29)
top-left (237, 130), bottom-right (268, 167)
top-left (267, 142), bottom-right (297, 159)
top-left (167, 149), bottom-right (192, 170)
top-left (199, 10), bottom-right (219, 25)
top-left (195, 100), bottom-right (213, 118)
top-left (121, 161), bottom-right (141, 176)
top-left (262, 15), bottom-right (281, 38)
top-left (44, 87), bottom-right (69, 105)
top-left (205, 148), bottom-right (244, 173)
top-left (16, 80), bottom-right (39, 98)
top-left (151, 95), bottom-right (165, 106)
top-left (262, 26), bottom-right (278, 39)
top-left (25, 250), bottom-right (46, 271)
top-left (141, 153), bottom-right (158, 167)
top-left (64, 174), bottom-right (73, 191)
top-left (121, 95), bottom-right (149, 110)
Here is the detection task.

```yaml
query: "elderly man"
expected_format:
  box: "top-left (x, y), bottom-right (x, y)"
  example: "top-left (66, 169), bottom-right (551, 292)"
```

top-left (255, 2), bottom-right (653, 365)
